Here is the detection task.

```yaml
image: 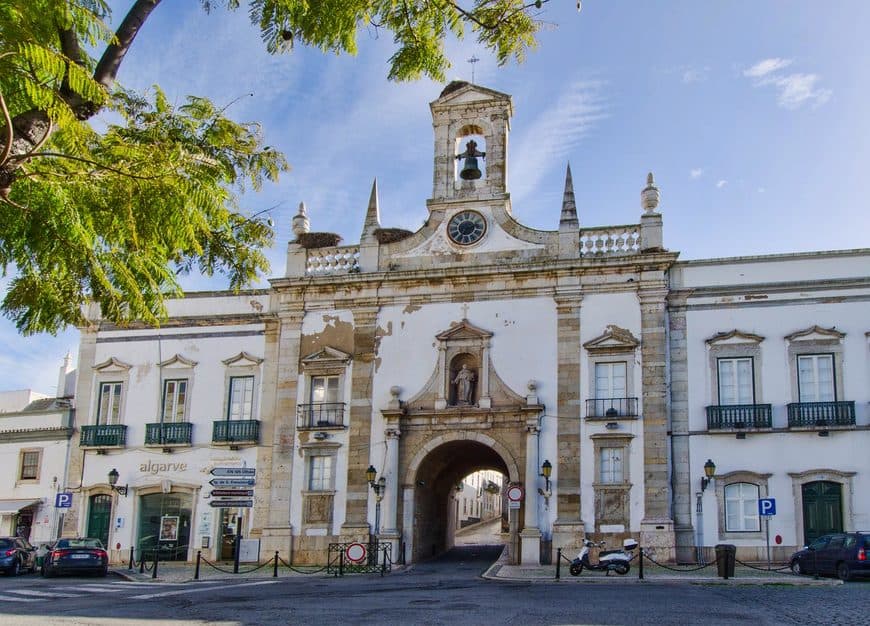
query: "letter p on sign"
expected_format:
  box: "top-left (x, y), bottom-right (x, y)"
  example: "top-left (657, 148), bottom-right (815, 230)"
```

top-left (758, 498), bottom-right (776, 516)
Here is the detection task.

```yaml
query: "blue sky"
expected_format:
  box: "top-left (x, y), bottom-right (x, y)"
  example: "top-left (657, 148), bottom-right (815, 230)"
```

top-left (3, 1), bottom-right (869, 394)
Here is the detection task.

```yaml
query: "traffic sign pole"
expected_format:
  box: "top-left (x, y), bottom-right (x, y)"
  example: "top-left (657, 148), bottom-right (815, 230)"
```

top-left (766, 516), bottom-right (771, 571)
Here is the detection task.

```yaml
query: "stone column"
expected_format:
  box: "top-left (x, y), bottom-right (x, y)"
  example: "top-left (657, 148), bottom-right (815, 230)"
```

top-left (520, 420), bottom-right (542, 565)
top-left (552, 291), bottom-right (585, 554)
top-left (379, 426), bottom-right (402, 558)
top-left (638, 285), bottom-right (675, 559)
top-left (340, 305), bottom-right (380, 542)
top-left (257, 303), bottom-right (303, 557)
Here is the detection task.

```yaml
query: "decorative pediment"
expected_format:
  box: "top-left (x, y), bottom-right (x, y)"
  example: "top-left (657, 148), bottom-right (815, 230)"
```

top-left (433, 82), bottom-right (511, 107)
top-left (222, 351), bottom-right (264, 367)
top-left (301, 346), bottom-right (353, 371)
top-left (435, 320), bottom-right (493, 342)
top-left (583, 325), bottom-right (640, 354)
top-left (93, 357), bottom-right (132, 372)
top-left (706, 330), bottom-right (765, 346)
top-left (159, 354), bottom-right (198, 369)
top-left (785, 325), bottom-right (844, 343)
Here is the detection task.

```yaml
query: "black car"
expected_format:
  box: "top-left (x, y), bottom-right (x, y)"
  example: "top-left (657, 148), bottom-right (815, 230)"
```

top-left (0, 537), bottom-right (37, 575)
top-left (790, 531), bottom-right (870, 581)
top-left (41, 538), bottom-right (109, 577)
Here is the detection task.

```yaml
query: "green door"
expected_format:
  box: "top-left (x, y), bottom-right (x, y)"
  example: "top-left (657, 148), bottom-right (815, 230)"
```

top-left (802, 481), bottom-right (843, 545)
top-left (86, 495), bottom-right (112, 547)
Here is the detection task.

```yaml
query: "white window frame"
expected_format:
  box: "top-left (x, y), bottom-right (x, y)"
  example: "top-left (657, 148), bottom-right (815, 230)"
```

top-left (161, 378), bottom-right (189, 423)
top-left (227, 375), bottom-right (255, 421)
top-left (309, 375), bottom-right (340, 405)
top-left (96, 381), bottom-right (123, 425)
top-left (599, 447), bottom-right (624, 484)
top-left (307, 455), bottom-right (334, 492)
top-left (594, 362), bottom-right (627, 400)
top-left (717, 357), bottom-right (755, 405)
top-left (797, 353), bottom-right (836, 402)
top-left (724, 482), bottom-right (760, 532)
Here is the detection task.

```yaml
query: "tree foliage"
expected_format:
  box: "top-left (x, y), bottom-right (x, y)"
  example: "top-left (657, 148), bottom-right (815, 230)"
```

top-left (0, 0), bottom-right (551, 334)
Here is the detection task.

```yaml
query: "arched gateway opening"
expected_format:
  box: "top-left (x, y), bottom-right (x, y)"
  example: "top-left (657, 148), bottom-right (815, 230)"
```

top-left (403, 434), bottom-right (521, 563)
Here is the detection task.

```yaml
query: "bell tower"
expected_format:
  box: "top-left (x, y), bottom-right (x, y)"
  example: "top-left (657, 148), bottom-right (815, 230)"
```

top-left (429, 81), bottom-right (512, 206)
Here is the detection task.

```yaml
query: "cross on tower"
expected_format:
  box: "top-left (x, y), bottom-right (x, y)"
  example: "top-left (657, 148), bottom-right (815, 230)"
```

top-left (460, 303), bottom-right (470, 319)
top-left (467, 55), bottom-right (480, 84)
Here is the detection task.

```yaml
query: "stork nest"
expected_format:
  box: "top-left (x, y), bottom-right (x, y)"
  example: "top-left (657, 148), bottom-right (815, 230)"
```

top-left (374, 228), bottom-right (414, 244)
top-left (295, 232), bottom-right (343, 249)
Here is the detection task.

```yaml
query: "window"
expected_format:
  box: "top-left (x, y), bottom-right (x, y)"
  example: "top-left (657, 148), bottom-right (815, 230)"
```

top-left (161, 379), bottom-right (188, 423)
top-left (717, 358), bottom-right (754, 405)
top-left (227, 376), bottom-right (254, 420)
top-left (595, 362), bottom-right (626, 399)
top-left (308, 455), bottom-right (333, 491)
top-left (310, 376), bottom-right (339, 404)
top-left (96, 382), bottom-right (123, 425)
top-left (19, 450), bottom-right (40, 481)
top-left (797, 354), bottom-right (835, 402)
top-left (724, 482), bottom-right (760, 532)
top-left (599, 447), bottom-right (623, 484)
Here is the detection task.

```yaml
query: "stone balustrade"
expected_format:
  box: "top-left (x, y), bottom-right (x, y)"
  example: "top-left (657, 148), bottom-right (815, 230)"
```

top-left (579, 225), bottom-right (641, 256)
top-left (305, 246), bottom-right (360, 275)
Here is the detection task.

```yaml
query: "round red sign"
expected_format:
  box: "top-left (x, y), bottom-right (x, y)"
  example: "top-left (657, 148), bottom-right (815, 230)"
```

top-left (345, 542), bottom-right (367, 563)
top-left (506, 485), bottom-right (524, 502)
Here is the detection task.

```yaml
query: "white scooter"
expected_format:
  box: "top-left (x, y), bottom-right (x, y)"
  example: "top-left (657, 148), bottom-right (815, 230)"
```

top-left (569, 538), bottom-right (637, 576)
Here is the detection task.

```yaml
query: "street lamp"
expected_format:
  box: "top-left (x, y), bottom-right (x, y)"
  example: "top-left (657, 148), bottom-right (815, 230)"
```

top-left (107, 468), bottom-right (128, 496)
top-left (366, 465), bottom-right (386, 536)
top-left (540, 460), bottom-right (552, 494)
top-left (700, 459), bottom-right (716, 492)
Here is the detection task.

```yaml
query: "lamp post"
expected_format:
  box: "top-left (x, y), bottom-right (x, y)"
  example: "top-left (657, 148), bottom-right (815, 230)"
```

top-left (538, 459), bottom-right (552, 508)
top-left (366, 465), bottom-right (386, 536)
top-left (108, 468), bottom-right (128, 496)
top-left (700, 459), bottom-right (716, 492)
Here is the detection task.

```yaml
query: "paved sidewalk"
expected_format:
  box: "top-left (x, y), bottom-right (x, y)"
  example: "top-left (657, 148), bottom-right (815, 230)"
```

top-left (113, 558), bottom-right (336, 584)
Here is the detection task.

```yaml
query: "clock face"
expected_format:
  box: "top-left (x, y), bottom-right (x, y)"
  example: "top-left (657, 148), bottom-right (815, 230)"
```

top-left (447, 210), bottom-right (487, 246)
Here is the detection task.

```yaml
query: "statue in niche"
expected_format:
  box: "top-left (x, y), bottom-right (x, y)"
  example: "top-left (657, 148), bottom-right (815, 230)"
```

top-left (452, 364), bottom-right (476, 405)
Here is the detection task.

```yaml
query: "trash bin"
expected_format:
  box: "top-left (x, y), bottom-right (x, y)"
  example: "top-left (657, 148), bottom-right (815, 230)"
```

top-left (715, 544), bottom-right (736, 579)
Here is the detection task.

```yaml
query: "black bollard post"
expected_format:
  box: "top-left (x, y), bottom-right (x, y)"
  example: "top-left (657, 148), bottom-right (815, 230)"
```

top-left (638, 546), bottom-right (644, 580)
top-left (813, 548), bottom-right (819, 580)
top-left (128, 546), bottom-right (134, 570)
top-left (152, 550), bottom-right (159, 579)
top-left (556, 548), bottom-right (561, 580)
top-left (233, 534), bottom-right (241, 574)
top-left (195, 550), bottom-right (201, 580)
top-left (139, 548), bottom-right (145, 574)
top-left (381, 547), bottom-right (386, 577)
top-left (273, 551), bottom-right (279, 578)
top-left (338, 550), bottom-right (344, 577)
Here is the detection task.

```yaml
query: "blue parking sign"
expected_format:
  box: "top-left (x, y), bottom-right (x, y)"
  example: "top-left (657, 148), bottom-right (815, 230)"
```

top-left (55, 492), bottom-right (73, 508)
top-left (758, 498), bottom-right (776, 516)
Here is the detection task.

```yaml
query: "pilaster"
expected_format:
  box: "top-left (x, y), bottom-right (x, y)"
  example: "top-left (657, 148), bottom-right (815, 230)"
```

top-left (668, 295), bottom-right (694, 562)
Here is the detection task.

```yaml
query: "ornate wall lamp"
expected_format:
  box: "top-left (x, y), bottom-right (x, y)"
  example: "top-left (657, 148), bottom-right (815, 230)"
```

top-left (108, 468), bottom-right (128, 496)
top-left (538, 460), bottom-right (553, 507)
top-left (700, 459), bottom-right (716, 492)
top-left (366, 465), bottom-right (386, 536)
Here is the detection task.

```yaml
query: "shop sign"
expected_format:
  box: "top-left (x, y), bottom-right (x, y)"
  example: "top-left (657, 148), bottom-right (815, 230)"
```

top-left (210, 489), bottom-right (254, 497)
top-left (209, 499), bottom-right (253, 508)
top-left (211, 467), bottom-right (256, 477)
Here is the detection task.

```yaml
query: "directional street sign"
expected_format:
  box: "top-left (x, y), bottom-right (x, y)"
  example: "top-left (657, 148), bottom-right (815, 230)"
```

top-left (758, 498), bottom-right (776, 516)
top-left (211, 467), bottom-right (256, 477)
top-left (209, 499), bottom-right (253, 508)
top-left (209, 478), bottom-right (256, 487)
top-left (210, 489), bottom-right (254, 497)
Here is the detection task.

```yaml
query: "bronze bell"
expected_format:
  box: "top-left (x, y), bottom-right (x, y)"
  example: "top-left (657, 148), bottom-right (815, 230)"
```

top-left (456, 139), bottom-right (485, 181)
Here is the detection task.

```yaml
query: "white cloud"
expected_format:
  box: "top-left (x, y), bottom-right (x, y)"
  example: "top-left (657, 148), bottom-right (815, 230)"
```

top-left (743, 58), bottom-right (792, 79)
top-left (716, 180), bottom-right (727, 188)
top-left (690, 168), bottom-right (703, 179)
top-left (744, 58), bottom-right (831, 109)
top-left (681, 67), bottom-right (709, 84)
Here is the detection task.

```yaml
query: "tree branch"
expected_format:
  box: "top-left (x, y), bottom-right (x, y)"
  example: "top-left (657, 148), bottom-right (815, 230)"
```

top-left (443, 0), bottom-right (549, 31)
top-left (93, 0), bottom-right (163, 89)
top-left (22, 152), bottom-right (164, 180)
top-left (0, 88), bottom-right (13, 168)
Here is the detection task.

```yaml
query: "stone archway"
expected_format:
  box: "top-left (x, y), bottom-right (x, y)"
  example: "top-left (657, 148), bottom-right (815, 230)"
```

top-left (400, 432), bottom-right (521, 563)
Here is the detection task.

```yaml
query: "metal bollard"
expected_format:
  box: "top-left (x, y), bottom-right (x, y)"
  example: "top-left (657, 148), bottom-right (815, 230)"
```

top-left (338, 550), bottom-right (344, 577)
top-left (233, 535), bottom-right (241, 574)
top-left (128, 546), bottom-right (134, 570)
top-left (273, 551), bottom-right (279, 578)
top-left (139, 549), bottom-right (145, 574)
top-left (152, 550), bottom-right (159, 579)
top-left (638, 546), bottom-right (644, 580)
top-left (555, 548), bottom-right (561, 580)
top-left (194, 551), bottom-right (201, 580)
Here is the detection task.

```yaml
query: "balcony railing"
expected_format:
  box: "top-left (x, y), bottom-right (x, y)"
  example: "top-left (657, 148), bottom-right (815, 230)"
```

top-left (296, 403), bottom-right (346, 429)
top-left (145, 422), bottom-right (193, 446)
top-left (706, 404), bottom-right (772, 429)
top-left (212, 419), bottom-right (260, 444)
top-left (585, 397), bottom-right (638, 418)
top-left (787, 402), bottom-right (855, 428)
top-left (80, 424), bottom-right (127, 448)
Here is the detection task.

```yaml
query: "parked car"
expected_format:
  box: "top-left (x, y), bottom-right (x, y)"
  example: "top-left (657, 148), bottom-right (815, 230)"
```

top-left (0, 537), bottom-right (37, 575)
top-left (789, 531), bottom-right (870, 581)
top-left (41, 538), bottom-right (108, 577)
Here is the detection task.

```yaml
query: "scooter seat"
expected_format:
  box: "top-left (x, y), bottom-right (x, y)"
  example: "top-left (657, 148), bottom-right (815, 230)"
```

top-left (599, 549), bottom-right (621, 556)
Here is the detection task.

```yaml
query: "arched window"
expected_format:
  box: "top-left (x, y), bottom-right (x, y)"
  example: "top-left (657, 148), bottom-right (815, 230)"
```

top-left (724, 482), bottom-right (760, 531)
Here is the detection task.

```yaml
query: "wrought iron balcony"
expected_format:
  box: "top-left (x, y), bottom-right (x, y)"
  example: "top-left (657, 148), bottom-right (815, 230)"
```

top-left (212, 419), bottom-right (260, 445)
top-left (80, 424), bottom-right (127, 448)
top-left (585, 397), bottom-right (638, 418)
top-left (787, 402), bottom-right (855, 428)
top-left (706, 404), bottom-right (772, 429)
top-left (296, 403), bottom-right (346, 429)
top-left (145, 422), bottom-right (193, 446)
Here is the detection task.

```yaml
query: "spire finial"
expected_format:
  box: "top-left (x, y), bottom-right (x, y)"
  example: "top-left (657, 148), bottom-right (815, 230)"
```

top-left (361, 178), bottom-right (382, 243)
top-left (641, 171), bottom-right (660, 213)
top-left (292, 201), bottom-right (310, 238)
top-left (559, 163), bottom-right (579, 230)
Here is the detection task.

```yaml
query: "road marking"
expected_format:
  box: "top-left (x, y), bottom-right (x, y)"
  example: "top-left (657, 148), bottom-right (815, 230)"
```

top-left (129, 579), bottom-right (279, 600)
top-left (5, 590), bottom-right (79, 598)
top-left (0, 596), bottom-right (38, 603)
